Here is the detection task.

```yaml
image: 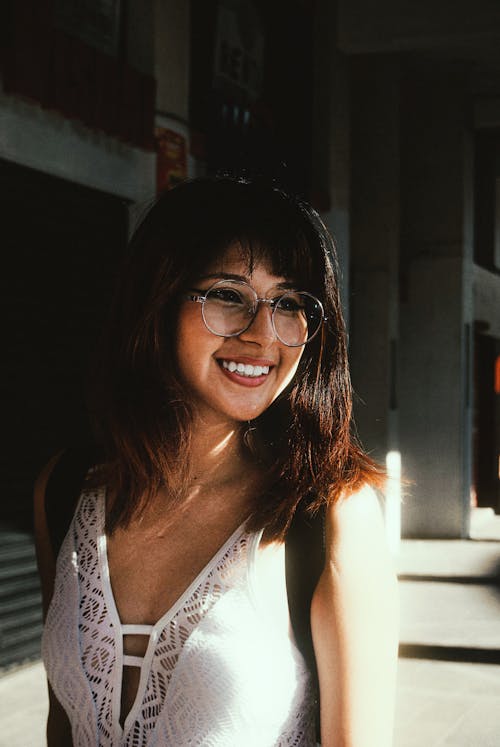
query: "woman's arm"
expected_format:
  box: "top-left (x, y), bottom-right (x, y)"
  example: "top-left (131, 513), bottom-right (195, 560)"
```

top-left (33, 453), bottom-right (73, 746)
top-left (33, 454), bottom-right (61, 617)
top-left (311, 485), bottom-right (399, 747)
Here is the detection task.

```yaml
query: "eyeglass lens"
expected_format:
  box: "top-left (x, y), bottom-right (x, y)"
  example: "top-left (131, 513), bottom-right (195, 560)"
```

top-left (201, 282), bottom-right (323, 346)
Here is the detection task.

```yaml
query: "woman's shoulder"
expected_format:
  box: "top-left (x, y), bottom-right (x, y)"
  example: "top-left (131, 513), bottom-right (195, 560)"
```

top-left (312, 487), bottom-right (399, 745)
top-left (33, 451), bottom-right (65, 618)
top-left (324, 483), bottom-right (389, 563)
top-left (33, 451), bottom-right (66, 548)
top-left (34, 445), bottom-right (100, 613)
top-left (316, 482), bottom-right (398, 618)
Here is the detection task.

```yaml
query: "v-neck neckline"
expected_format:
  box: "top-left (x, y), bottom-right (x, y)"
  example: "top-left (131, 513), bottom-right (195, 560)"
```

top-left (95, 489), bottom-right (250, 737)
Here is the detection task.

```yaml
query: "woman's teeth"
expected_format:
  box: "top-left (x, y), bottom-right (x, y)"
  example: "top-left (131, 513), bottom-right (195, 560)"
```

top-left (221, 360), bottom-right (270, 377)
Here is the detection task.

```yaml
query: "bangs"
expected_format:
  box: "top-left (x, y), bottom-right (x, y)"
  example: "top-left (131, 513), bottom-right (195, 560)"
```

top-left (203, 235), bottom-right (315, 289)
top-left (128, 178), bottom-right (330, 305)
top-left (171, 179), bottom-right (323, 294)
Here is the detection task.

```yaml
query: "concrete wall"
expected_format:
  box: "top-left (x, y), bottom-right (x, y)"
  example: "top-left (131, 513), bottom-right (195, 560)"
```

top-left (0, 85), bottom-right (155, 202)
top-left (346, 58), bottom-right (476, 537)
top-left (349, 56), bottom-right (400, 460)
top-left (399, 257), bottom-right (470, 536)
top-left (338, 0), bottom-right (500, 53)
top-left (0, 1), bottom-right (158, 202)
top-left (474, 264), bottom-right (500, 339)
top-left (313, 1), bottom-right (500, 538)
top-left (311, 0), bottom-right (351, 320)
top-left (399, 75), bottom-right (473, 537)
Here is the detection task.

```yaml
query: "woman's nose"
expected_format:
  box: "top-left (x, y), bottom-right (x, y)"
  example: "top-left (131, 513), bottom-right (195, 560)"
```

top-left (238, 302), bottom-right (276, 344)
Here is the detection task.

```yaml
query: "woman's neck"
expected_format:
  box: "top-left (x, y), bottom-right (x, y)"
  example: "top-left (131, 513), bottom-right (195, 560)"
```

top-left (186, 418), bottom-right (251, 490)
top-left (137, 419), bottom-right (263, 534)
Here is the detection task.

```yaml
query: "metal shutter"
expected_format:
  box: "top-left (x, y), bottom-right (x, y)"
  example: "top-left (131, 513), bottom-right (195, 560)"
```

top-left (0, 531), bottom-right (42, 669)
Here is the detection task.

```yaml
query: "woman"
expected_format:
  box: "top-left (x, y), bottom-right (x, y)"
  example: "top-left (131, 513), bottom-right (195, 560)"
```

top-left (34, 177), bottom-right (399, 746)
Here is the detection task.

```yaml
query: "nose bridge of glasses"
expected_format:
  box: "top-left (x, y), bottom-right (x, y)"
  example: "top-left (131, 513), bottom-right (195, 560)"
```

top-left (241, 295), bottom-right (275, 317)
top-left (257, 296), bottom-right (282, 323)
top-left (255, 296), bottom-right (276, 311)
top-left (240, 296), bottom-right (277, 338)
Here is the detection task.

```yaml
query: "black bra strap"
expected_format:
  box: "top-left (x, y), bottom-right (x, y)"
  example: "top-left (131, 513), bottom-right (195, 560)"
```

top-left (285, 502), bottom-right (326, 739)
top-left (44, 444), bottom-right (100, 558)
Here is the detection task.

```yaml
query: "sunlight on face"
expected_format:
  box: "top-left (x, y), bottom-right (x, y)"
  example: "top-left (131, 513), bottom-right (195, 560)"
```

top-left (175, 245), bottom-right (305, 428)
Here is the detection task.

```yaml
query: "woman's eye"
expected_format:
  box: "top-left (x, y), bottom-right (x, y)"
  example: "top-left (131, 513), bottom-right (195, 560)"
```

top-left (276, 296), bottom-right (304, 313)
top-left (209, 287), bottom-right (245, 305)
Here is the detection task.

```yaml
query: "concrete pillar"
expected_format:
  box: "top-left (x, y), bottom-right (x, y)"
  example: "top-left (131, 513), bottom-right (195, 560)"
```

top-left (311, 0), bottom-right (351, 322)
top-left (399, 74), bottom-right (474, 537)
top-left (349, 56), bottom-right (400, 461)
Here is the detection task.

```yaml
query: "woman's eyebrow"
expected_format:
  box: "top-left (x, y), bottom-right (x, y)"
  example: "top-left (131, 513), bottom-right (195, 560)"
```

top-left (197, 272), bottom-right (298, 290)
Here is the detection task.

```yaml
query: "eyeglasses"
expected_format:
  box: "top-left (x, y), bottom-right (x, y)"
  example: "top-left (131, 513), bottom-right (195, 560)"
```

top-left (186, 279), bottom-right (326, 347)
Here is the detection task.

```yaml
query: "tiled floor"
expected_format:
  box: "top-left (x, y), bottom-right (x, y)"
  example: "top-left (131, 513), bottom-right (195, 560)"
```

top-left (394, 508), bottom-right (500, 746)
top-left (0, 660), bottom-right (47, 747)
top-left (399, 580), bottom-right (500, 648)
top-left (394, 658), bottom-right (500, 747)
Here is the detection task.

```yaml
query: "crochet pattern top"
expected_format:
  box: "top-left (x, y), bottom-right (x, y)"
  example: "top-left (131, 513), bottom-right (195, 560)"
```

top-left (42, 488), bottom-right (317, 746)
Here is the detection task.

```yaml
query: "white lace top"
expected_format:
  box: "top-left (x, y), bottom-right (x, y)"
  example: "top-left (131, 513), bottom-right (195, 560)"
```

top-left (42, 488), bottom-right (317, 746)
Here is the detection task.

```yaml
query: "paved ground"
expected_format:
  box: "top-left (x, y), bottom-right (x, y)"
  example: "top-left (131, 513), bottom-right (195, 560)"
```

top-left (0, 659), bottom-right (47, 747)
top-left (1, 508), bottom-right (500, 746)
top-left (393, 509), bottom-right (500, 747)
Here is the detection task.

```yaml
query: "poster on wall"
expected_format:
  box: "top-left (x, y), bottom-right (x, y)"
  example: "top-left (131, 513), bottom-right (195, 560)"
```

top-left (155, 126), bottom-right (187, 193)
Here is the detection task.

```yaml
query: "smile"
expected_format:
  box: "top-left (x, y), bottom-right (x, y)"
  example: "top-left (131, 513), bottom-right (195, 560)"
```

top-left (220, 360), bottom-right (271, 378)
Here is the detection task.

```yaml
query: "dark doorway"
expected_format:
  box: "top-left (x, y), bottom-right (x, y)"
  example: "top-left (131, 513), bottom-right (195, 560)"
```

top-left (2, 158), bottom-right (128, 531)
top-left (473, 331), bottom-right (500, 512)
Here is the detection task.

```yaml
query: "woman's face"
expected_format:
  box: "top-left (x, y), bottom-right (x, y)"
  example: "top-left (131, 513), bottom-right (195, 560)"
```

top-left (175, 245), bottom-right (305, 427)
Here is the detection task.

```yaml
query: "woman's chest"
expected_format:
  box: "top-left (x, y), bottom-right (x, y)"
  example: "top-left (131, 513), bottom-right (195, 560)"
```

top-left (106, 511), bottom-right (254, 625)
top-left (45, 491), bottom-right (315, 745)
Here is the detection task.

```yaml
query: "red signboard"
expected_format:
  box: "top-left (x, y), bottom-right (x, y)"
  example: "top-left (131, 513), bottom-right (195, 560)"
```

top-left (2, 2), bottom-right (155, 151)
top-left (156, 127), bottom-right (188, 193)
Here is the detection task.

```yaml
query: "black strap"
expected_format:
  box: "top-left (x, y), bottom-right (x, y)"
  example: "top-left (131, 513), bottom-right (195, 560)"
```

top-left (45, 444), bottom-right (101, 558)
top-left (285, 503), bottom-right (326, 741)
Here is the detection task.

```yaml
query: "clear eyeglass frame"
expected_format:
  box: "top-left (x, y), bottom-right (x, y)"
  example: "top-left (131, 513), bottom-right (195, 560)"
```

top-left (186, 278), bottom-right (326, 348)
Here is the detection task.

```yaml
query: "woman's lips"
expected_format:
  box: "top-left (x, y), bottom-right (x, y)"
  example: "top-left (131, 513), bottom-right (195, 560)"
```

top-left (216, 357), bottom-right (274, 387)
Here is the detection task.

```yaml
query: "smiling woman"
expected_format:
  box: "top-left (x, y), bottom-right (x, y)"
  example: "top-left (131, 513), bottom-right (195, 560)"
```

top-left (176, 250), bottom-right (306, 424)
top-left (84, 177), bottom-right (365, 537)
top-left (34, 177), bottom-right (399, 747)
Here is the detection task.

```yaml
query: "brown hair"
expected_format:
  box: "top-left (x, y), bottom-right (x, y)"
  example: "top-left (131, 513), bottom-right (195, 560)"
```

top-left (89, 177), bottom-right (384, 540)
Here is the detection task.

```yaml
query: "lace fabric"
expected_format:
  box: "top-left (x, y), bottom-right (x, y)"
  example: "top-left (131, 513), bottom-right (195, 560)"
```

top-left (43, 489), bottom-right (316, 746)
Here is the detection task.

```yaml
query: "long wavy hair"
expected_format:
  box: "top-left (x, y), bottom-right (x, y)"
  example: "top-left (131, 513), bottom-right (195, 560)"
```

top-left (89, 177), bottom-right (384, 540)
